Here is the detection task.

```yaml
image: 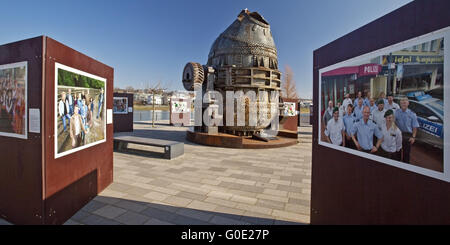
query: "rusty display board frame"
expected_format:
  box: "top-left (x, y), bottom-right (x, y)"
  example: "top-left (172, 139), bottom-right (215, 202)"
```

top-left (0, 36), bottom-right (114, 224)
top-left (113, 92), bottom-right (133, 133)
top-left (0, 37), bottom-right (44, 225)
top-left (311, 0), bottom-right (450, 224)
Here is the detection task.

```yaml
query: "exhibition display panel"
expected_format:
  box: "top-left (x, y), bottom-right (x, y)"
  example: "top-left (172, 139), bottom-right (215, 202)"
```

top-left (0, 36), bottom-right (114, 224)
top-left (312, 0), bottom-right (450, 224)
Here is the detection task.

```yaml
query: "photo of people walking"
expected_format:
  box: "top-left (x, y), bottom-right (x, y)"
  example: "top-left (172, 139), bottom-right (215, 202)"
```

top-left (55, 64), bottom-right (106, 158)
top-left (0, 62), bottom-right (27, 139)
top-left (320, 37), bottom-right (444, 172)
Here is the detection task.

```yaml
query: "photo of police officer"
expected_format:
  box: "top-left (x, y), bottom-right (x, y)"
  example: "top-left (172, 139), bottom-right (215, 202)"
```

top-left (351, 106), bottom-right (383, 153)
top-left (324, 107), bottom-right (345, 146)
top-left (395, 97), bottom-right (419, 163)
top-left (342, 104), bottom-right (355, 148)
top-left (320, 37), bottom-right (444, 173)
top-left (375, 109), bottom-right (402, 161)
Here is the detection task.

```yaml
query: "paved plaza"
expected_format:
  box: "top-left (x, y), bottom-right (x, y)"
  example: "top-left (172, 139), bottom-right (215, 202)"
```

top-left (1, 121), bottom-right (312, 225)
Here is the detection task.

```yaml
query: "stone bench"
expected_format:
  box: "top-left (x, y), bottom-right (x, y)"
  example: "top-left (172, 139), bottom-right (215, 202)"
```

top-left (113, 135), bottom-right (184, 159)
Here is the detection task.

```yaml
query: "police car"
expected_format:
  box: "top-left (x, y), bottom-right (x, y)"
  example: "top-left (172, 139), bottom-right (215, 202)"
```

top-left (394, 91), bottom-right (444, 149)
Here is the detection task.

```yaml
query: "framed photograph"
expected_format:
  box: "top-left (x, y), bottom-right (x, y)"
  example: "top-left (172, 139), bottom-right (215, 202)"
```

top-left (172, 101), bottom-right (189, 113)
top-left (113, 97), bottom-right (128, 114)
top-left (318, 27), bottom-right (449, 182)
top-left (54, 63), bottom-right (106, 159)
top-left (283, 102), bottom-right (297, 116)
top-left (0, 61), bottom-right (27, 139)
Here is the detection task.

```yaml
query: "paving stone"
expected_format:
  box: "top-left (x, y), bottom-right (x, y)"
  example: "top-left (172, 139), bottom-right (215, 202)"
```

top-left (163, 196), bottom-right (193, 207)
top-left (213, 206), bottom-right (245, 217)
top-left (209, 215), bottom-right (251, 225)
top-left (63, 219), bottom-right (81, 225)
top-left (288, 198), bottom-right (310, 206)
top-left (176, 191), bottom-right (207, 201)
top-left (126, 187), bottom-right (153, 196)
top-left (70, 210), bottom-right (91, 222)
top-left (256, 199), bottom-right (286, 210)
top-left (269, 179), bottom-right (291, 186)
top-left (113, 200), bottom-right (148, 213)
top-left (240, 215), bottom-right (275, 225)
top-left (93, 205), bottom-right (127, 219)
top-left (285, 204), bottom-right (310, 215)
top-left (140, 207), bottom-right (178, 222)
top-left (81, 200), bottom-right (108, 213)
top-left (204, 197), bottom-right (238, 208)
top-left (235, 203), bottom-right (273, 216)
top-left (143, 191), bottom-right (171, 201)
top-left (144, 218), bottom-right (174, 225)
top-left (263, 188), bottom-right (288, 197)
top-left (114, 211), bottom-right (150, 225)
top-left (80, 214), bottom-right (122, 225)
top-left (176, 208), bottom-right (214, 222)
top-left (256, 194), bottom-right (289, 203)
top-left (200, 179), bottom-right (221, 186)
top-left (271, 210), bottom-right (310, 224)
top-left (0, 219), bottom-right (11, 225)
top-left (230, 195), bottom-right (258, 205)
top-left (171, 214), bottom-right (212, 225)
top-left (186, 200), bottom-right (217, 212)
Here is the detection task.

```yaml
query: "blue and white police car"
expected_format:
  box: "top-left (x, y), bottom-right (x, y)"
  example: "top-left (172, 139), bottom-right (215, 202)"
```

top-left (395, 91), bottom-right (444, 149)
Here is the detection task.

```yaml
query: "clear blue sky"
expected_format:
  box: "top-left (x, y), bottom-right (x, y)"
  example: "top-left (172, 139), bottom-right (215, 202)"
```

top-left (1, 0), bottom-right (412, 99)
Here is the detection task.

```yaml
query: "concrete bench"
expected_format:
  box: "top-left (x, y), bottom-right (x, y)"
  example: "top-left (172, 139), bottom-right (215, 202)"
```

top-left (114, 135), bottom-right (184, 159)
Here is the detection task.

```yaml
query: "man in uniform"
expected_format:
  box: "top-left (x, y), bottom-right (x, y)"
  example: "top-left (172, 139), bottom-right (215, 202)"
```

top-left (342, 93), bottom-right (353, 112)
top-left (324, 107), bottom-right (345, 146)
top-left (385, 93), bottom-right (400, 111)
top-left (343, 104), bottom-right (355, 148)
top-left (353, 91), bottom-right (363, 107)
top-left (322, 100), bottom-right (334, 127)
top-left (351, 106), bottom-right (383, 153)
top-left (371, 99), bottom-right (386, 130)
top-left (369, 97), bottom-right (377, 113)
top-left (363, 91), bottom-right (371, 107)
top-left (395, 97), bottom-right (419, 163)
top-left (337, 100), bottom-right (345, 118)
top-left (353, 98), bottom-right (364, 121)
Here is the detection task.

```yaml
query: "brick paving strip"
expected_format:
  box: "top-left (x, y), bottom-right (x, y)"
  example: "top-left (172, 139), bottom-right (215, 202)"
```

top-left (0, 122), bottom-right (312, 225)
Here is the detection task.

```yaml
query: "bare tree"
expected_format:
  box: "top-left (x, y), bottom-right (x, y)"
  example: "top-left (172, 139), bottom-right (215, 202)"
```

top-left (281, 65), bottom-right (299, 99)
top-left (148, 81), bottom-right (167, 127)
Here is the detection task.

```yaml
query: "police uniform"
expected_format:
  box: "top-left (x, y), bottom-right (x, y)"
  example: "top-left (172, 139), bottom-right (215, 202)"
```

top-left (325, 117), bottom-right (345, 146)
top-left (384, 101), bottom-right (400, 111)
top-left (351, 118), bottom-right (383, 152)
top-left (339, 105), bottom-right (345, 119)
top-left (322, 107), bottom-right (333, 127)
top-left (343, 113), bottom-right (355, 148)
top-left (369, 105), bottom-right (377, 113)
top-left (353, 97), bottom-right (363, 107)
top-left (395, 108), bottom-right (419, 163)
top-left (342, 98), bottom-right (353, 111)
top-left (352, 105), bottom-right (364, 121)
top-left (363, 97), bottom-right (371, 107)
top-left (371, 108), bottom-right (386, 130)
top-left (379, 122), bottom-right (402, 161)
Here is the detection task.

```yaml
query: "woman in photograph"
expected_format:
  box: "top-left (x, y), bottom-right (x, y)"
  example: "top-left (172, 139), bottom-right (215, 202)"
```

top-left (70, 104), bottom-right (87, 148)
top-left (87, 97), bottom-right (94, 129)
top-left (375, 109), bottom-right (402, 161)
top-left (5, 90), bottom-right (14, 121)
top-left (13, 88), bottom-right (25, 134)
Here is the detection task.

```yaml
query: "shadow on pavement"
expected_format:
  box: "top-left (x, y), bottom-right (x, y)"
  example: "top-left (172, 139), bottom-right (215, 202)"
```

top-left (68, 195), bottom-right (306, 225)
